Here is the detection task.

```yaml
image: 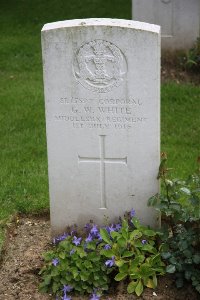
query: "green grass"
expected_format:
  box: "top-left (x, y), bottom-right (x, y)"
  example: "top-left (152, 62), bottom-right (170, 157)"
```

top-left (0, 0), bottom-right (200, 234)
top-left (0, 0), bottom-right (132, 244)
top-left (161, 83), bottom-right (200, 176)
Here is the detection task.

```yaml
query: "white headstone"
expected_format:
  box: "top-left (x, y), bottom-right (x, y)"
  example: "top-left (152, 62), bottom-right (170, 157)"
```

top-left (132, 0), bottom-right (200, 50)
top-left (41, 18), bottom-right (160, 235)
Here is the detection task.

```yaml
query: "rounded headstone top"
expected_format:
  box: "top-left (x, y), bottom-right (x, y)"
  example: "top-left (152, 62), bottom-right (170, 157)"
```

top-left (42, 18), bottom-right (160, 34)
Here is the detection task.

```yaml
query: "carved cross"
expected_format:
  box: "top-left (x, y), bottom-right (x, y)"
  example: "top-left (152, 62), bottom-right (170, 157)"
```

top-left (78, 135), bottom-right (127, 209)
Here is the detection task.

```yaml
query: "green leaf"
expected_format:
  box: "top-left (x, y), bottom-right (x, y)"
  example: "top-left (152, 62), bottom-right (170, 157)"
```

top-left (44, 275), bottom-right (51, 285)
top-left (59, 240), bottom-right (71, 250)
top-left (88, 252), bottom-right (100, 262)
top-left (110, 231), bottom-right (120, 239)
top-left (80, 273), bottom-right (89, 281)
top-left (59, 252), bottom-right (66, 259)
top-left (135, 280), bottom-right (144, 296)
top-left (170, 203), bottom-right (181, 211)
top-left (117, 237), bottom-right (127, 248)
top-left (185, 271), bottom-right (192, 280)
top-left (151, 253), bottom-right (162, 264)
top-left (119, 263), bottom-right (129, 273)
top-left (132, 217), bottom-right (140, 229)
top-left (140, 264), bottom-right (154, 277)
top-left (180, 187), bottom-right (191, 195)
top-left (183, 249), bottom-right (192, 258)
top-left (169, 256), bottom-right (177, 265)
top-left (100, 249), bottom-right (114, 258)
top-left (146, 278), bottom-right (156, 289)
top-left (166, 264), bottom-right (176, 273)
top-left (84, 260), bottom-right (92, 269)
top-left (86, 241), bottom-right (96, 250)
top-left (52, 281), bottom-right (59, 294)
top-left (127, 280), bottom-right (138, 294)
top-left (130, 256), bottom-right (144, 271)
top-left (100, 228), bottom-right (111, 244)
top-left (193, 254), bottom-right (200, 264)
top-left (142, 244), bottom-right (157, 254)
top-left (39, 282), bottom-right (49, 293)
top-left (143, 229), bottom-right (157, 237)
top-left (115, 259), bottom-right (125, 267)
top-left (153, 274), bottom-right (158, 287)
top-left (122, 251), bottom-right (134, 258)
top-left (121, 220), bottom-right (129, 239)
top-left (76, 247), bottom-right (87, 258)
top-left (161, 252), bottom-right (171, 260)
top-left (130, 229), bottom-right (142, 240)
top-left (148, 195), bottom-right (158, 207)
top-left (114, 272), bottom-right (127, 281)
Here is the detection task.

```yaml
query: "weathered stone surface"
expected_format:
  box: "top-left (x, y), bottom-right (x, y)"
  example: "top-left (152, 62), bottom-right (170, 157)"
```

top-left (132, 0), bottom-right (200, 50)
top-left (41, 18), bottom-right (160, 235)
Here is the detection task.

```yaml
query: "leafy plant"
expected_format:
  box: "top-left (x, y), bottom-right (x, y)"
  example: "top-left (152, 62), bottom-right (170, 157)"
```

top-left (148, 154), bottom-right (200, 293)
top-left (99, 214), bottom-right (165, 296)
top-left (39, 231), bottom-right (112, 299)
top-left (39, 211), bottom-right (165, 299)
top-left (184, 38), bottom-right (200, 70)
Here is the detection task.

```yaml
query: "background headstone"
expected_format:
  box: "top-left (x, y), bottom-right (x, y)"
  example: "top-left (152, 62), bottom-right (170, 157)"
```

top-left (132, 0), bottom-right (200, 50)
top-left (42, 18), bottom-right (160, 235)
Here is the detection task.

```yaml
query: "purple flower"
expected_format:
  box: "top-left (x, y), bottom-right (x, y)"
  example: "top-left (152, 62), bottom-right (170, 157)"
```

top-left (86, 233), bottom-right (93, 243)
top-left (72, 236), bottom-right (82, 246)
top-left (142, 239), bottom-right (147, 245)
top-left (90, 224), bottom-right (99, 236)
top-left (108, 224), bottom-right (115, 232)
top-left (63, 285), bottom-right (73, 293)
top-left (96, 233), bottom-right (103, 241)
top-left (90, 293), bottom-right (100, 300)
top-left (105, 226), bottom-right (111, 234)
top-left (84, 223), bottom-right (92, 230)
top-left (53, 233), bottom-right (68, 244)
top-left (104, 244), bottom-right (111, 250)
top-left (115, 223), bottom-right (122, 231)
top-left (130, 208), bottom-right (136, 217)
top-left (105, 256), bottom-right (115, 267)
top-left (70, 230), bottom-right (77, 236)
top-left (52, 258), bottom-right (59, 266)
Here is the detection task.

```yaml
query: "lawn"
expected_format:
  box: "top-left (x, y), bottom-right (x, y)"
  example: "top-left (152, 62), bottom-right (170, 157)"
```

top-left (0, 0), bottom-right (199, 234)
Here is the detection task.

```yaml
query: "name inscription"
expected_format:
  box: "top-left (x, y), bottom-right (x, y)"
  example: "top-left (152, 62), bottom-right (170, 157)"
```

top-left (54, 97), bottom-right (147, 130)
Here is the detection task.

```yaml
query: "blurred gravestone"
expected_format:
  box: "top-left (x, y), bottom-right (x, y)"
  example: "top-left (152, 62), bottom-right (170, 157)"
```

top-left (132, 0), bottom-right (200, 50)
top-left (41, 18), bottom-right (160, 235)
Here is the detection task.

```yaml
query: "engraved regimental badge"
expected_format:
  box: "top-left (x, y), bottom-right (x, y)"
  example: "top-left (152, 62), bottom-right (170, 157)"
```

top-left (73, 40), bottom-right (127, 93)
top-left (161, 0), bottom-right (171, 3)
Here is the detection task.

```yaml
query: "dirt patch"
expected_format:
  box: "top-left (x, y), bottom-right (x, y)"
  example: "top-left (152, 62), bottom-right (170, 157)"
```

top-left (161, 51), bottom-right (200, 85)
top-left (0, 215), bottom-right (199, 300)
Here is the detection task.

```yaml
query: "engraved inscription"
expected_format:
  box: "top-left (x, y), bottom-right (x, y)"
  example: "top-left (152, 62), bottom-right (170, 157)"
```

top-left (78, 135), bottom-right (127, 209)
top-left (73, 40), bottom-right (127, 93)
top-left (54, 96), bottom-right (147, 130)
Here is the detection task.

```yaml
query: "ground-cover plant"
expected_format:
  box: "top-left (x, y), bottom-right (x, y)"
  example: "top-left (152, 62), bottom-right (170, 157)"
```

top-left (148, 154), bottom-right (200, 293)
top-left (39, 210), bottom-right (165, 299)
top-left (184, 38), bottom-right (200, 70)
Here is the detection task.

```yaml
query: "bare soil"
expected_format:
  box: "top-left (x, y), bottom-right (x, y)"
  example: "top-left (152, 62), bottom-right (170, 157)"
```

top-left (161, 53), bottom-right (200, 85)
top-left (0, 215), bottom-right (199, 300)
